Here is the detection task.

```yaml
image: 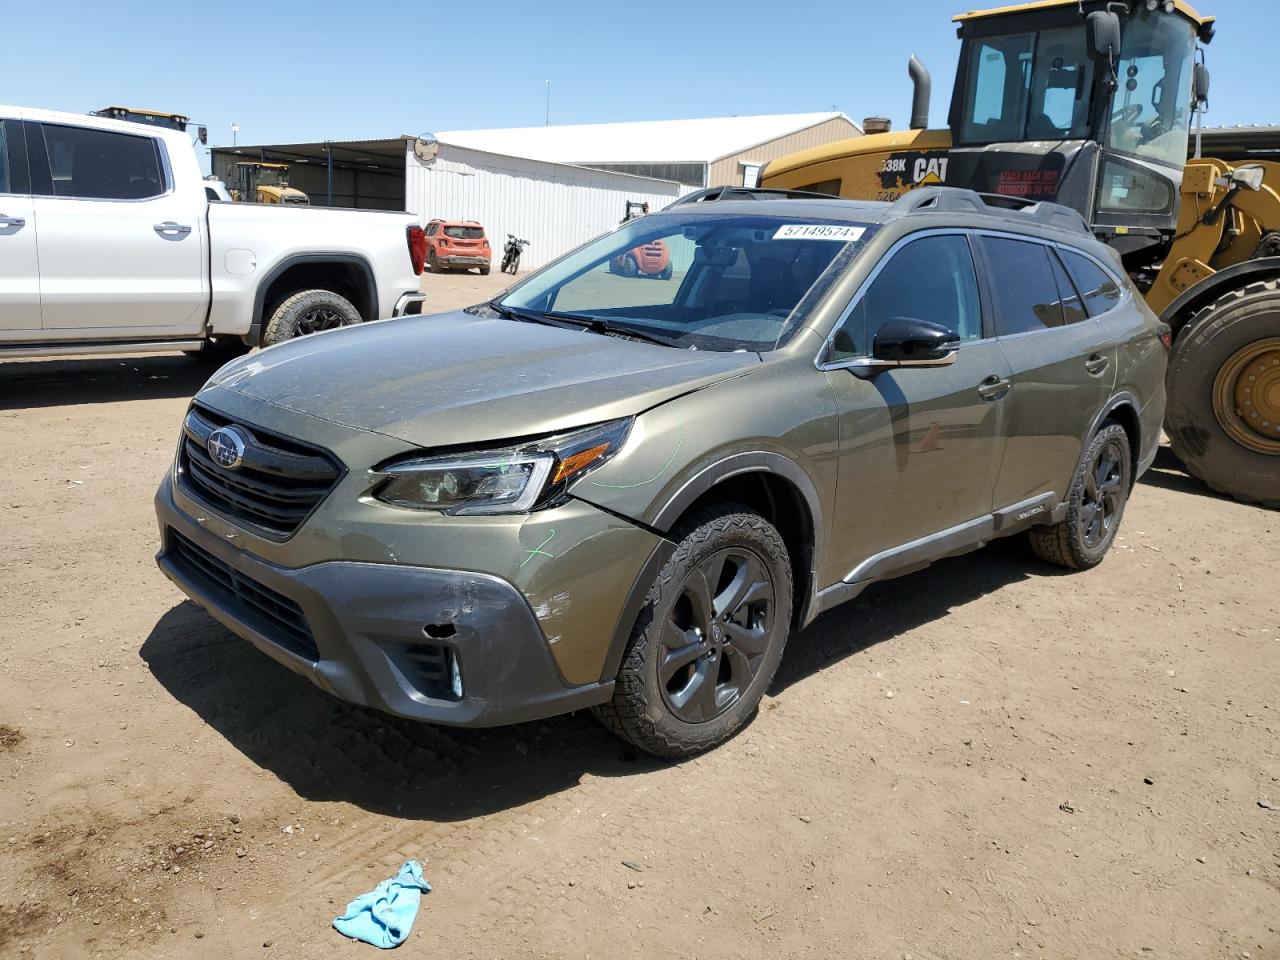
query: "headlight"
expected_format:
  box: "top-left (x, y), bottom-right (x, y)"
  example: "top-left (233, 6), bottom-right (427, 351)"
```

top-left (371, 418), bottom-right (632, 515)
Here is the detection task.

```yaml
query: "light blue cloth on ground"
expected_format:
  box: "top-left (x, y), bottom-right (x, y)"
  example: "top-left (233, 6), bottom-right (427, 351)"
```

top-left (333, 860), bottom-right (431, 949)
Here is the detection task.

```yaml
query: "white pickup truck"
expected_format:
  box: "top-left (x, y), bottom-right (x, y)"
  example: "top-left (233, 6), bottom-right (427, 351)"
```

top-left (0, 106), bottom-right (428, 360)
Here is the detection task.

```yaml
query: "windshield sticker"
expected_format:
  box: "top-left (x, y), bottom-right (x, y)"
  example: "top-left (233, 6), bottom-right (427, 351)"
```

top-left (772, 224), bottom-right (865, 242)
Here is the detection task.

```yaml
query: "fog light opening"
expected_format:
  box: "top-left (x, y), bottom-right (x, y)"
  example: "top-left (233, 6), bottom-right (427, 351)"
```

top-left (423, 621), bottom-right (457, 640)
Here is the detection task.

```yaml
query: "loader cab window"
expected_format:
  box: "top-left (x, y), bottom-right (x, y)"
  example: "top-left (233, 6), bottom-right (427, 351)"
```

top-left (958, 27), bottom-right (1094, 145)
top-left (1104, 10), bottom-right (1197, 169)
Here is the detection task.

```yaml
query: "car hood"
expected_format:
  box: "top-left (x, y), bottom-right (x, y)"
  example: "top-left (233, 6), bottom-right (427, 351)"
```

top-left (209, 310), bottom-right (759, 448)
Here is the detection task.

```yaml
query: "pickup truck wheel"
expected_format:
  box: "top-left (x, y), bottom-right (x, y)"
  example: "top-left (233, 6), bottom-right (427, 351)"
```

top-left (593, 503), bottom-right (793, 758)
top-left (185, 336), bottom-right (249, 363)
top-left (262, 290), bottom-right (361, 347)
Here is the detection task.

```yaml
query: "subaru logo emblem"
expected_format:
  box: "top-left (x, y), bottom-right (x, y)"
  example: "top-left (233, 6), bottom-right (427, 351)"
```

top-left (207, 427), bottom-right (246, 470)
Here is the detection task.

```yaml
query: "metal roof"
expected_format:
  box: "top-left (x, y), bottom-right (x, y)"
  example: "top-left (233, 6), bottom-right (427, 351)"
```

top-left (436, 113), bottom-right (861, 166)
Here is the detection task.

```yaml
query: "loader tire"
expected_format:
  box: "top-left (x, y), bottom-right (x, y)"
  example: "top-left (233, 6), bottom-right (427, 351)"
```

top-left (1166, 279), bottom-right (1280, 509)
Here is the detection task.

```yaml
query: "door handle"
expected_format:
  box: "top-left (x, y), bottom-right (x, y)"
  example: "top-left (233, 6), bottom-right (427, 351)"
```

top-left (1085, 353), bottom-right (1110, 376)
top-left (154, 221), bottom-right (192, 238)
top-left (0, 215), bottom-right (26, 227)
top-left (978, 375), bottom-right (1011, 401)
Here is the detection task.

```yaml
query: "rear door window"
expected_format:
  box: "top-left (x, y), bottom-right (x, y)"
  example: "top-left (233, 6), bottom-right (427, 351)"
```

top-left (980, 236), bottom-right (1071, 334)
top-left (831, 233), bottom-right (983, 361)
top-left (1060, 248), bottom-right (1123, 317)
top-left (34, 123), bottom-right (166, 200)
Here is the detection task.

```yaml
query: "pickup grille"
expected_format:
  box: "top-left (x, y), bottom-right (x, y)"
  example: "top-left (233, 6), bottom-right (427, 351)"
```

top-left (167, 529), bottom-right (319, 662)
top-left (177, 404), bottom-right (342, 539)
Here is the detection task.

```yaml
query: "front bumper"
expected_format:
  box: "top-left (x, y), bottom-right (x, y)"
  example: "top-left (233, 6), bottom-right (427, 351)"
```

top-left (154, 476), bottom-right (614, 727)
top-left (392, 291), bottom-right (427, 317)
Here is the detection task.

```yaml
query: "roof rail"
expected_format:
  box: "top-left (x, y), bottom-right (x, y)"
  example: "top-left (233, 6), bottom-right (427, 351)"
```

top-left (665, 185), bottom-right (839, 209)
top-left (886, 186), bottom-right (1090, 235)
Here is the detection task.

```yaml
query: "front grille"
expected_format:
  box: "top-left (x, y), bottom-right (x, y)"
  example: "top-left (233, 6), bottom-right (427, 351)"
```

top-left (167, 530), bottom-right (319, 662)
top-left (177, 404), bottom-right (342, 539)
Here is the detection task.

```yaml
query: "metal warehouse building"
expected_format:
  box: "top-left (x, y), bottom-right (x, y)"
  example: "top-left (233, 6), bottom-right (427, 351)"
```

top-left (210, 112), bottom-right (861, 269)
top-left (439, 112), bottom-right (863, 188)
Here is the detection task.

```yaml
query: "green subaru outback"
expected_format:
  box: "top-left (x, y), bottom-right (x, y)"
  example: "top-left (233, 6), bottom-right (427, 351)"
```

top-left (156, 186), bottom-right (1168, 757)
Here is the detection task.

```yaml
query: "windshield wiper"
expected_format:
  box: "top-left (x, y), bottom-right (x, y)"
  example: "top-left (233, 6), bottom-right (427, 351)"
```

top-left (542, 312), bottom-right (675, 348)
top-left (489, 302), bottom-right (674, 347)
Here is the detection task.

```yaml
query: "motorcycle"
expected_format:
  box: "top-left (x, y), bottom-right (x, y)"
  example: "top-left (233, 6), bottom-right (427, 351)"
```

top-left (501, 235), bottom-right (529, 275)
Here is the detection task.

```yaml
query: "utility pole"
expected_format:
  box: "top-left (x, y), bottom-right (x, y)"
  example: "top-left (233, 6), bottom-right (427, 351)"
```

top-left (545, 80), bottom-right (551, 126)
top-left (231, 122), bottom-right (239, 147)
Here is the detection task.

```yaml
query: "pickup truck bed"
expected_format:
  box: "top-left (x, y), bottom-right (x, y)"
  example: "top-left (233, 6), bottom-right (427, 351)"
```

top-left (0, 105), bottom-right (427, 359)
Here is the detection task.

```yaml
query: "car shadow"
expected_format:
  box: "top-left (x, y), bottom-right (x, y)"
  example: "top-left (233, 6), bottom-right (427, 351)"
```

top-left (142, 535), bottom-right (1060, 822)
top-left (1137, 443), bottom-right (1237, 504)
top-left (0, 354), bottom-right (216, 410)
top-left (771, 535), bottom-right (1061, 694)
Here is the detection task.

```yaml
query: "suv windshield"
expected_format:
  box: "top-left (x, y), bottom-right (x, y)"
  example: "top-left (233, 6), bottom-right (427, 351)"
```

top-left (496, 212), bottom-right (875, 352)
top-left (444, 225), bottom-right (485, 239)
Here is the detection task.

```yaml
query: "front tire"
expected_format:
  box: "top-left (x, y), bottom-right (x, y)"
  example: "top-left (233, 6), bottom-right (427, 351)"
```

top-left (261, 289), bottom-right (361, 347)
top-left (594, 504), bottom-right (793, 758)
top-left (1029, 422), bottom-right (1132, 570)
top-left (1166, 280), bottom-right (1280, 508)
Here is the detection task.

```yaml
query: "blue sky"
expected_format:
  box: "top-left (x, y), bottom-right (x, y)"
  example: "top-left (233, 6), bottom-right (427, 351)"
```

top-left (3, 0), bottom-right (1276, 158)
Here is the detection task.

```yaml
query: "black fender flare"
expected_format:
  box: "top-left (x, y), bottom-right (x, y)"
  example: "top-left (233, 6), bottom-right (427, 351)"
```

top-left (653, 450), bottom-right (827, 625)
top-left (596, 450), bottom-right (828, 685)
top-left (249, 253), bottom-right (378, 345)
top-left (1159, 256), bottom-right (1280, 335)
top-left (1078, 389), bottom-right (1146, 486)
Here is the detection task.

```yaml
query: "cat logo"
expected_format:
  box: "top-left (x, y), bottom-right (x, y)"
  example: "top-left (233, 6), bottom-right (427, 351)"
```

top-left (918, 170), bottom-right (944, 186)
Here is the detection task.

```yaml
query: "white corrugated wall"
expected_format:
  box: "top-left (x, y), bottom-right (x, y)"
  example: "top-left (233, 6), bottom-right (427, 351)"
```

top-left (403, 143), bottom-right (687, 270)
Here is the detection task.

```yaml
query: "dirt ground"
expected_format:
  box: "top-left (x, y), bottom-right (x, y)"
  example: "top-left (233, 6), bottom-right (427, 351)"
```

top-left (2, 268), bottom-right (1278, 960)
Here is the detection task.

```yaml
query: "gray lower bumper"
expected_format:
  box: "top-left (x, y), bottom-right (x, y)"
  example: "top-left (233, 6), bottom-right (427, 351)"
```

top-left (154, 478), bottom-right (612, 727)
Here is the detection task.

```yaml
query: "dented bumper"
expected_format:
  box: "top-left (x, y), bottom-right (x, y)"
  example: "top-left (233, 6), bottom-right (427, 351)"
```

top-left (154, 475), bottom-right (646, 726)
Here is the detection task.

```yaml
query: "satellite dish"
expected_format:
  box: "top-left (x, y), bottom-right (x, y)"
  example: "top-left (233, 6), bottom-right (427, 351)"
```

top-left (413, 133), bottom-right (439, 166)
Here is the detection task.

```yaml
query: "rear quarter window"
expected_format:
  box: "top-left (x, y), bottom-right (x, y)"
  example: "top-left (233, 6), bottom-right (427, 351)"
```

top-left (1060, 248), bottom-right (1123, 317)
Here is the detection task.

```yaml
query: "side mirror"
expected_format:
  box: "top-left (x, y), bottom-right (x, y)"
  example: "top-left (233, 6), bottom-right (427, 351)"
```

top-left (1086, 11), bottom-right (1122, 61)
top-left (872, 317), bottom-right (960, 364)
top-left (1193, 63), bottom-right (1210, 108)
top-left (197, 125), bottom-right (208, 146)
top-left (1230, 164), bottom-right (1265, 192)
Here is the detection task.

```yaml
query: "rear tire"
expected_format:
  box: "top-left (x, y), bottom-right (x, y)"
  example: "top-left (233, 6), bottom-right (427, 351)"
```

top-left (427, 250), bottom-right (440, 273)
top-left (1166, 280), bottom-right (1280, 508)
top-left (620, 255), bottom-right (639, 279)
top-left (480, 264), bottom-right (491, 276)
top-left (1029, 422), bottom-right (1132, 570)
top-left (261, 290), bottom-right (361, 347)
top-left (593, 504), bottom-right (793, 758)
top-left (659, 264), bottom-right (673, 281)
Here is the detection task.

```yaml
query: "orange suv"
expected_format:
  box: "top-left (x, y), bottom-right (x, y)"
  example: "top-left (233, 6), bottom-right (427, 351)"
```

top-left (610, 238), bottom-right (672, 279)
top-left (425, 220), bottom-right (492, 275)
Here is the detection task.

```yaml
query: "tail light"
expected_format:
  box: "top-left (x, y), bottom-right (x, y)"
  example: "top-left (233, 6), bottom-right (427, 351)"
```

top-left (407, 225), bottom-right (427, 275)
top-left (1156, 322), bottom-right (1173, 350)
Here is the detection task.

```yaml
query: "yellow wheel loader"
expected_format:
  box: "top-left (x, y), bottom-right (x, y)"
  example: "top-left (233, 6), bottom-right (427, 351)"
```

top-left (761, 0), bottom-right (1278, 508)
top-left (230, 161), bottom-right (310, 205)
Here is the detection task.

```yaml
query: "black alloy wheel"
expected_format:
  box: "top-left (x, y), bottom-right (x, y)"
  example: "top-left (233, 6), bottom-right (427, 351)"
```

top-left (659, 547), bottom-right (774, 723)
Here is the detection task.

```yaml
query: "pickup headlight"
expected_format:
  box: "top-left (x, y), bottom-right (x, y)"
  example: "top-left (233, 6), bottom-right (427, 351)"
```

top-left (371, 418), bottom-right (632, 515)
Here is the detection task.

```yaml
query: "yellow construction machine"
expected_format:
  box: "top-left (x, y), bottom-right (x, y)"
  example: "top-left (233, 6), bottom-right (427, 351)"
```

top-left (762, 0), bottom-right (1278, 508)
top-left (230, 161), bottom-right (310, 205)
